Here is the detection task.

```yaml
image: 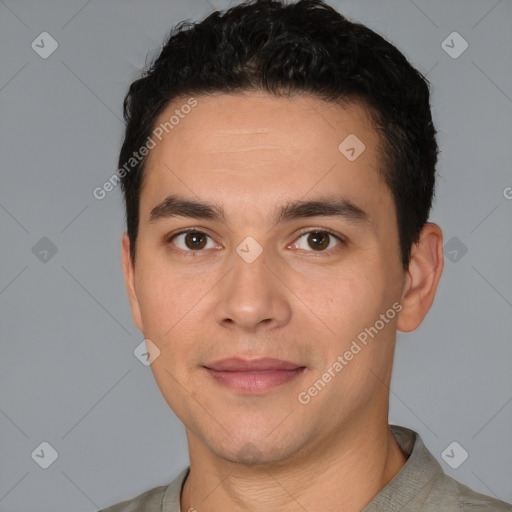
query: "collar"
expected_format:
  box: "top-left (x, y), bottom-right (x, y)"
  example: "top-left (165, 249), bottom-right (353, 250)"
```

top-left (161, 425), bottom-right (441, 512)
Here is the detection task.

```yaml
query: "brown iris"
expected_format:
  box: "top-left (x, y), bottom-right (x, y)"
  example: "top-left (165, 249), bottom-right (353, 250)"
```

top-left (307, 232), bottom-right (330, 251)
top-left (184, 232), bottom-right (208, 250)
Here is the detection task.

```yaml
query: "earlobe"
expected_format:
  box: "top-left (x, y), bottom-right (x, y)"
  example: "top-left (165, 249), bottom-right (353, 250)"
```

top-left (121, 233), bottom-right (143, 332)
top-left (397, 223), bottom-right (444, 333)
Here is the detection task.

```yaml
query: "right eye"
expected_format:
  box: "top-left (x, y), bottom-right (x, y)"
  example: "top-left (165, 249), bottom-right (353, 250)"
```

top-left (167, 230), bottom-right (220, 252)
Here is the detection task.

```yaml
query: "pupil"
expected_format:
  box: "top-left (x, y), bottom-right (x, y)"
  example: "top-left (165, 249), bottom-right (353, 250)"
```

top-left (308, 232), bottom-right (329, 250)
top-left (185, 232), bottom-right (206, 250)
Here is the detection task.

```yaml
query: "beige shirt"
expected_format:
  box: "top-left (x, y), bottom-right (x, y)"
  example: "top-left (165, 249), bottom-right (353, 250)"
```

top-left (99, 425), bottom-right (512, 511)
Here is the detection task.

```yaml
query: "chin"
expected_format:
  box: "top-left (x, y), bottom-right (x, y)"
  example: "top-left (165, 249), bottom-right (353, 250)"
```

top-left (200, 426), bottom-right (312, 468)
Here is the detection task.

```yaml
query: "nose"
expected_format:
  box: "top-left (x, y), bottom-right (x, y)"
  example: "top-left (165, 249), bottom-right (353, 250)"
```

top-left (213, 246), bottom-right (292, 332)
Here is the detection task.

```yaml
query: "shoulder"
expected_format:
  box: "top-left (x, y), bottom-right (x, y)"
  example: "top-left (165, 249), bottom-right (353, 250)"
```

top-left (427, 471), bottom-right (512, 511)
top-left (379, 426), bottom-right (512, 512)
top-left (98, 485), bottom-right (167, 512)
top-left (98, 467), bottom-right (189, 512)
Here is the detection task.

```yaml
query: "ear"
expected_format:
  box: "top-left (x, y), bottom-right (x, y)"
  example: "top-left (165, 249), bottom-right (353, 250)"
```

top-left (121, 232), bottom-right (143, 332)
top-left (397, 223), bottom-right (444, 332)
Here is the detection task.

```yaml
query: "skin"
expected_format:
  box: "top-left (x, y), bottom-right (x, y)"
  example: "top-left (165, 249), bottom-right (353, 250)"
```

top-left (121, 91), bottom-right (444, 512)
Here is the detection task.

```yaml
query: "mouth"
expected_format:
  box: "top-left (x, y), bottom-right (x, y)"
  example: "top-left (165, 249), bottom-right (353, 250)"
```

top-left (203, 357), bottom-right (306, 393)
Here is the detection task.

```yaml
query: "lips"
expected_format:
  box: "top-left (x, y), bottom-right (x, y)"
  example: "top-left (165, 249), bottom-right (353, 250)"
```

top-left (203, 357), bottom-right (306, 393)
top-left (205, 357), bottom-right (303, 372)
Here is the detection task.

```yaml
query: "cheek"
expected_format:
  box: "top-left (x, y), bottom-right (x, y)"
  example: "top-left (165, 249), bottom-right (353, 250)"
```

top-left (134, 264), bottom-right (223, 378)
top-left (304, 264), bottom-right (384, 330)
top-left (310, 269), bottom-right (397, 380)
top-left (135, 261), bottom-right (201, 339)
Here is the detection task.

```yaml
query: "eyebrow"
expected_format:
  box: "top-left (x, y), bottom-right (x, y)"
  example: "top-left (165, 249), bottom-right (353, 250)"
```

top-left (149, 193), bottom-right (369, 226)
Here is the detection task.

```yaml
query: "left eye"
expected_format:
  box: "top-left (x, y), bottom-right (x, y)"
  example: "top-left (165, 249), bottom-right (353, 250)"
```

top-left (290, 231), bottom-right (342, 252)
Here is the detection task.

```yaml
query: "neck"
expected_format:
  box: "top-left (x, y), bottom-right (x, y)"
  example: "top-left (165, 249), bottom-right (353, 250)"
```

top-left (180, 419), bottom-right (407, 512)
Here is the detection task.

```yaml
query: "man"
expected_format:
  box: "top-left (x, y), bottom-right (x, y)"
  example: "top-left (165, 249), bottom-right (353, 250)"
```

top-left (100, 0), bottom-right (511, 510)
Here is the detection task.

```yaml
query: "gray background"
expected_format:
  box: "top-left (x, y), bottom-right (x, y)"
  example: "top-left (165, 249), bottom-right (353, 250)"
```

top-left (1, 0), bottom-right (511, 510)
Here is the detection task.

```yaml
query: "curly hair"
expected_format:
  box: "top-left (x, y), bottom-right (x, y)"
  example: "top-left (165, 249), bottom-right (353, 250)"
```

top-left (118, 0), bottom-right (438, 268)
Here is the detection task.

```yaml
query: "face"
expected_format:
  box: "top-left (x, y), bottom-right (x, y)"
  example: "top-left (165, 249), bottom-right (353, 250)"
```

top-left (123, 91), bottom-right (409, 466)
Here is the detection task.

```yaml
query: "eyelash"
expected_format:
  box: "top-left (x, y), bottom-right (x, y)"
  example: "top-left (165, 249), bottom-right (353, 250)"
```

top-left (164, 228), bottom-right (346, 257)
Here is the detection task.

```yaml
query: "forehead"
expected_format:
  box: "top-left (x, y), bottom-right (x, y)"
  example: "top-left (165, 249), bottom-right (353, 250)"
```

top-left (149, 91), bottom-right (378, 160)
top-left (140, 91), bottom-right (390, 223)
